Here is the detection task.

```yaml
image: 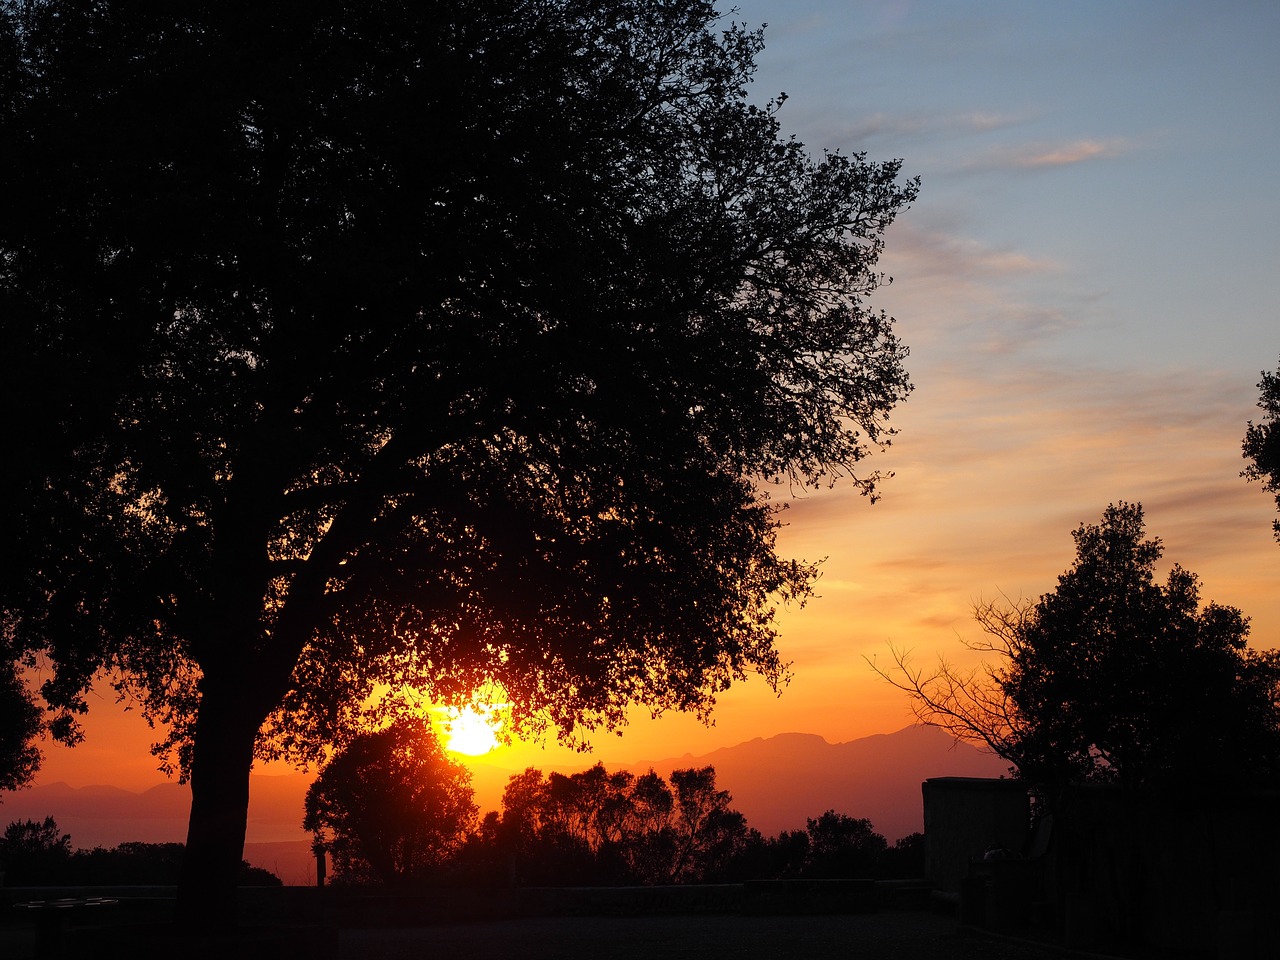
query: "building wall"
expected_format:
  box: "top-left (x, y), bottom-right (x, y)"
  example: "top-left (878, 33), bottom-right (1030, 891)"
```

top-left (923, 777), bottom-right (1280, 957)
top-left (921, 777), bottom-right (1030, 894)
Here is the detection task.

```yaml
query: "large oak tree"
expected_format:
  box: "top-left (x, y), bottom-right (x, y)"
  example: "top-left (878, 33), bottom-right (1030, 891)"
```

top-left (1, 0), bottom-right (916, 923)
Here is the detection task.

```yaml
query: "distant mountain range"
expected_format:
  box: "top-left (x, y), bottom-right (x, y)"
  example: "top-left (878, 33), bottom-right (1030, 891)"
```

top-left (460, 724), bottom-right (1009, 843)
top-left (1, 725), bottom-right (1008, 884)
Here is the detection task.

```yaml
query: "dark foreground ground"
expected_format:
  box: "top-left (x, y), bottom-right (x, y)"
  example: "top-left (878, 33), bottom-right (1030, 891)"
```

top-left (339, 912), bottom-right (1063, 960)
top-left (2, 909), bottom-right (1071, 960)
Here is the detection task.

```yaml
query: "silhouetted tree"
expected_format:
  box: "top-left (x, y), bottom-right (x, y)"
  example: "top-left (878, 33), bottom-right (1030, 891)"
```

top-left (619, 770), bottom-right (678, 883)
top-left (0, 624), bottom-right (41, 793)
top-left (486, 763), bottom-right (749, 885)
top-left (766, 828), bottom-right (813, 879)
top-left (713, 826), bottom-right (797, 882)
top-left (2, 0), bottom-right (916, 922)
top-left (666, 766), bottom-right (749, 882)
top-left (0, 816), bottom-right (70, 884)
top-left (303, 718), bottom-right (476, 885)
top-left (67, 841), bottom-right (281, 886)
top-left (875, 503), bottom-right (1280, 792)
top-left (1243, 359), bottom-right (1280, 543)
top-left (802, 810), bottom-right (886, 878)
top-left (0, 831), bottom-right (280, 885)
top-left (496, 767), bottom-right (550, 877)
top-left (880, 832), bottom-right (926, 879)
top-left (489, 766), bottom-right (600, 885)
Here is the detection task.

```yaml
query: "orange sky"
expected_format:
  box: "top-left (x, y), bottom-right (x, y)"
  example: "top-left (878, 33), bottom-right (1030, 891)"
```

top-left (20, 1), bottom-right (1280, 790)
top-left (28, 374), bottom-right (1280, 788)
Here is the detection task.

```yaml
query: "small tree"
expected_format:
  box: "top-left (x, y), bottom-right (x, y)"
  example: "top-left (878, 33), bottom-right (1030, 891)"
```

top-left (881, 832), bottom-right (925, 879)
top-left (1243, 359), bottom-right (1280, 543)
top-left (802, 810), bottom-right (887, 879)
top-left (873, 503), bottom-right (1280, 791)
top-left (488, 763), bottom-right (748, 885)
top-left (1, 816), bottom-right (71, 883)
top-left (67, 841), bottom-right (281, 886)
top-left (666, 766), bottom-right (749, 883)
top-left (303, 718), bottom-right (476, 885)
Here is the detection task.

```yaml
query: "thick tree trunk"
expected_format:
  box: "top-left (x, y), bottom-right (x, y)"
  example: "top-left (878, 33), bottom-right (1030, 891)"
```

top-left (177, 680), bottom-right (264, 930)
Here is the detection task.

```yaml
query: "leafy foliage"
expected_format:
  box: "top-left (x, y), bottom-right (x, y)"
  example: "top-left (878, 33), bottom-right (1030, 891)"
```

top-left (304, 718), bottom-right (477, 885)
top-left (717, 812), bottom-right (908, 881)
top-left (1243, 359), bottom-right (1280, 543)
top-left (875, 503), bottom-right (1280, 790)
top-left (0, 816), bottom-right (70, 882)
top-left (880, 832), bottom-right (926, 880)
top-left (463, 764), bottom-right (909, 885)
top-left (1, 0), bottom-right (915, 907)
top-left (0, 823), bottom-right (280, 885)
top-left (801, 810), bottom-right (887, 879)
top-left (2, 0), bottom-right (915, 766)
top-left (0, 622), bottom-right (42, 792)
top-left (475, 763), bottom-right (749, 885)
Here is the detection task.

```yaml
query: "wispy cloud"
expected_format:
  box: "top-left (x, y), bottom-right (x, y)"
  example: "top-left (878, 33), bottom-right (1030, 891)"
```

top-left (1012, 138), bottom-right (1129, 168)
top-left (825, 109), bottom-right (1026, 150)
top-left (887, 221), bottom-right (1060, 280)
top-left (904, 110), bottom-right (1025, 139)
top-left (780, 361), bottom-right (1274, 616)
top-left (965, 137), bottom-right (1133, 172)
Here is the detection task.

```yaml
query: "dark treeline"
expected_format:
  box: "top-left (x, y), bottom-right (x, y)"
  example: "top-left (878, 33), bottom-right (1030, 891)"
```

top-left (0, 815), bottom-right (280, 887)
top-left (2, 760), bottom-right (922, 889)
top-left (458, 764), bottom-right (923, 888)
top-left (301, 733), bottom-right (925, 888)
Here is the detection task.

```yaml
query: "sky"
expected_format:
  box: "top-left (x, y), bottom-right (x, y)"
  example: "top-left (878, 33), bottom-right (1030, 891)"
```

top-left (26, 0), bottom-right (1280, 788)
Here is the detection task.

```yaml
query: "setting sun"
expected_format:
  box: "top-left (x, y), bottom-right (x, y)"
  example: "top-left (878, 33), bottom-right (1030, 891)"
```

top-left (443, 706), bottom-right (500, 756)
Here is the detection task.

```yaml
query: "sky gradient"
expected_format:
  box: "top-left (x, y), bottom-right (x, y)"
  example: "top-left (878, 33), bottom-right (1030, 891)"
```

top-left (26, 0), bottom-right (1280, 787)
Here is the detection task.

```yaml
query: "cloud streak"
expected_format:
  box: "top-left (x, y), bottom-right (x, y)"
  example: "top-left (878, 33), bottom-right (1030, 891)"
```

top-left (830, 109), bottom-right (1026, 147)
top-left (886, 221), bottom-right (1061, 281)
top-left (966, 137), bottom-right (1133, 172)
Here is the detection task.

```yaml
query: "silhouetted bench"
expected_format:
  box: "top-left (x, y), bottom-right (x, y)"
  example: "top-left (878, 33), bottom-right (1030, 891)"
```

top-left (13, 897), bottom-right (118, 959)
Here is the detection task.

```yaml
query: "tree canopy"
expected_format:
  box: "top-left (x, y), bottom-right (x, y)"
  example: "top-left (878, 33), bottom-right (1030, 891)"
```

top-left (875, 503), bottom-right (1280, 792)
top-left (304, 717), bottom-right (476, 885)
top-left (1, 0), bottom-right (916, 917)
top-left (485, 762), bottom-right (749, 885)
top-left (1243, 359), bottom-right (1280, 543)
top-left (801, 810), bottom-right (887, 879)
top-left (0, 819), bottom-right (281, 885)
top-left (460, 766), bottom-right (914, 885)
top-left (0, 627), bottom-right (41, 794)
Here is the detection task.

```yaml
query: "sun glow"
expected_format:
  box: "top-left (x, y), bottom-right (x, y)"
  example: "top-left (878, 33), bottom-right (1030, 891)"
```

top-left (443, 706), bottom-right (501, 756)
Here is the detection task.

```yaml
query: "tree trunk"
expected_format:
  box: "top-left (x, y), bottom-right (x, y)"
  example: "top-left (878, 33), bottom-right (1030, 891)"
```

top-left (177, 679), bottom-right (264, 930)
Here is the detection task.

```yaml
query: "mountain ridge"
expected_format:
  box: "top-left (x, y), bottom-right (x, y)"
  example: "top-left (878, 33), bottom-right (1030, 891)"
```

top-left (465, 724), bottom-right (1007, 841)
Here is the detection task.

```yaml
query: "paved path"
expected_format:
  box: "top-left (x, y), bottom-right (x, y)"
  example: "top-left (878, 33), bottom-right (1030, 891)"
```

top-left (340, 911), bottom-right (1068, 960)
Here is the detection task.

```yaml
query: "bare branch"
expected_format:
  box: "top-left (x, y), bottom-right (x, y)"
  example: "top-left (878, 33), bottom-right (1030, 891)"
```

top-left (865, 595), bottom-right (1038, 773)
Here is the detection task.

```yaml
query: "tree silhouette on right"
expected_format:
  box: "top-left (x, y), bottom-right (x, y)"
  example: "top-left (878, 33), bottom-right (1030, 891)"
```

top-left (875, 503), bottom-right (1280, 794)
top-left (1243, 358), bottom-right (1280, 543)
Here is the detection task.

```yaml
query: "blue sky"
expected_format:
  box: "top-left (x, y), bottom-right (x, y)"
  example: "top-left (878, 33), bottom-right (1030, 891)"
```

top-left (741, 0), bottom-right (1279, 370)
top-left (702, 0), bottom-right (1280, 746)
